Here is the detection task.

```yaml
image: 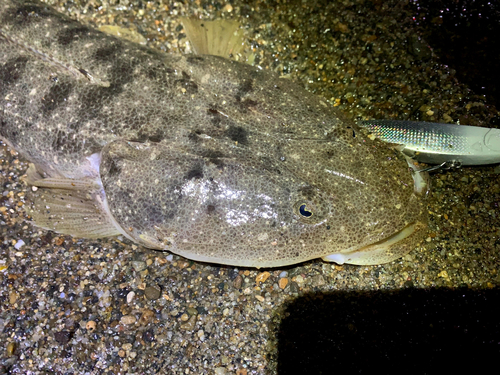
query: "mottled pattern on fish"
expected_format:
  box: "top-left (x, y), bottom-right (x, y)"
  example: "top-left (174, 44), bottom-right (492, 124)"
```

top-left (0, 0), bottom-right (427, 267)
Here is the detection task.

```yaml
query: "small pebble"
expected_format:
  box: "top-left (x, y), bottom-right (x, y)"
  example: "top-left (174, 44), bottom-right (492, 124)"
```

top-left (6, 342), bottom-right (16, 357)
top-left (127, 291), bottom-right (135, 304)
top-left (233, 275), bottom-right (243, 289)
top-left (279, 277), bottom-right (289, 289)
top-left (131, 261), bottom-right (147, 272)
top-left (121, 315), bottom-right (136, 325)
top-left (289, 281), bottom-right (300, 293)
top-left (13, 239), bottom-right (24, 250)
top-left (294, 275), bottom-right (304, 283)
top-left (438, 270), bottom-right (449, 279)
top-left (186, 307), bottom-right (198, 316)
top-left (255, 271), bottom-right (270, 284)
top-left (54, 331), bottom-right (71, 344)
top-left (180, 315), bottom-right (197, 331)
top-left (144, 285), bottom-right (161, 300)
top-left (279, 271), bottom-right (288, 278)
top-left (142, 329), bottom-right (155, 343)
top-left (9, 292), bottom-right (18, 304)
top-left (86, 321), bottom-right (96, 331)
top-left (197, 329), bottom-right (205, 340)
top-left (156, 334), bottom-right (168, 344)
top-left (139, 309), bottom-right (155, 325)
top-left (312, 274), bottom-right (326, 287)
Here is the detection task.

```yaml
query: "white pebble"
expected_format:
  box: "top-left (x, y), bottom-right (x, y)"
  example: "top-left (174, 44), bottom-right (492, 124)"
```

top-left (14, 240), bottom-right (25, 250)
top-left (127, 291), bottom-right (135, 304)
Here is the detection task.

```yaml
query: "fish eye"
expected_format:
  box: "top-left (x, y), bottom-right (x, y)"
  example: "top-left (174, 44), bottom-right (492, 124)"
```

top-left (293, 191), bottom-right (328, 224)
top-left (299, 204), bottom-right (313, 217)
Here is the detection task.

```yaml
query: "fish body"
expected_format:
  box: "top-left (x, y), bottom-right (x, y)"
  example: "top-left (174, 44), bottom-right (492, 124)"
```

top-left (0, 0), bottom-right (427, 267)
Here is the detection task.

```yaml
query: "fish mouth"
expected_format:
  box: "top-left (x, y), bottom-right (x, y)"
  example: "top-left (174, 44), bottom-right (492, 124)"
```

top-left (322, 219), bottom-right (427, 265)
top-left (322, 153), bottom-right (429, 266)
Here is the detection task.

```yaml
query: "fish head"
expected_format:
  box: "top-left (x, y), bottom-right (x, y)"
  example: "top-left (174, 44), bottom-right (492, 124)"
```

top-left (281, 124), bottom-right (430, 266)
top-left (96, 57), bottom-right (428, 268)
top-left (99, 124), bottom-right (428, 267)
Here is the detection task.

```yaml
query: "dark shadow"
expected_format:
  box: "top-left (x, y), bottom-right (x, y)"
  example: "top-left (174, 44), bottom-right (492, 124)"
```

top-left (412, 0), bottom-right (500, 110)
top-left (272, 287), bottom-right (500, 374)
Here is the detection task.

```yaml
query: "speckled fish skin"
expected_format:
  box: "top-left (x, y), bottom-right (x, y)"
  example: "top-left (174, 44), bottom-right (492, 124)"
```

top-left (0, 0), bottom-right (427, 267)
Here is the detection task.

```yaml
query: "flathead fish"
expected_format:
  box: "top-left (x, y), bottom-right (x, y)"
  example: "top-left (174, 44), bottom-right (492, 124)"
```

top-left (0, 0), bottom-right (428, 267)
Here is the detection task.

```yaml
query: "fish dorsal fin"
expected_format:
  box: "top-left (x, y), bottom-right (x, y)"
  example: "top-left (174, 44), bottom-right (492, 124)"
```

top-left (181, 18), bottom-right (250, 61)
top-left (25, 164), bottom-right (121, 239)
top-left (98, 25), bottom-right (147, 45)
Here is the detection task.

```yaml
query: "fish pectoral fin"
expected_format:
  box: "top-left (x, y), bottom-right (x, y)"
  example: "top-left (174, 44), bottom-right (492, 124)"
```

top-left (322, 221), bottom-right (426, 266)
top-left (27, 187), bottom-right (121, 238)
top-left (25, 165), bottom-right (121, 239)
top-left (25, 164), bottom-right (99, 190)
top-left (25, 163), bottom-right (44, 185)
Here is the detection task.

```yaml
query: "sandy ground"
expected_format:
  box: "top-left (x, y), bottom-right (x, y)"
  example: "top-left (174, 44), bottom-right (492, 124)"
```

top-left (1, 0), bottom-right (499, 374)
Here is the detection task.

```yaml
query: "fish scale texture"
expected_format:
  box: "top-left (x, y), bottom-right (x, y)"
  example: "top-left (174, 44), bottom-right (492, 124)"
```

top-left (0, 0), bottom-right (426, 266)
